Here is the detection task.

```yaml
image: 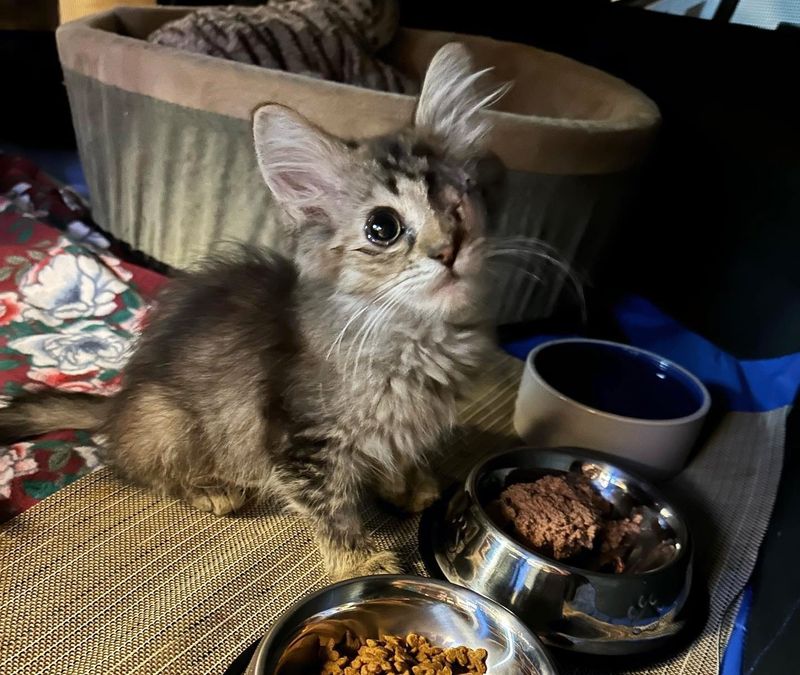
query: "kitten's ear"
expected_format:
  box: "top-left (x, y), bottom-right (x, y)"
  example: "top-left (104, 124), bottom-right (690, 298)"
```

top-left (253, 104), bottom-right (349, 217)
top-left (415, 43), bottom-right (510, 158)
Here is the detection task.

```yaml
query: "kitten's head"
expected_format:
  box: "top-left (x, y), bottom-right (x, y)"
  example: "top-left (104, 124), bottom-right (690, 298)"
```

top-left (253, 43), bottom-right (508, 322)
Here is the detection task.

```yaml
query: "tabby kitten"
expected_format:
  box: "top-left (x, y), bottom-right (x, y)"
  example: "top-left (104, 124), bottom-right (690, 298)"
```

top-left (0, 43), bottom-right (507, 580)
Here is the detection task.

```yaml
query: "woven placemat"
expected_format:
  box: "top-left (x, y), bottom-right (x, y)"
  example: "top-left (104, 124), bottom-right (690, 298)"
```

top-left (0, 354), bottom-right (523, 675)
top-left (0, 353), bottom-right (785, 675)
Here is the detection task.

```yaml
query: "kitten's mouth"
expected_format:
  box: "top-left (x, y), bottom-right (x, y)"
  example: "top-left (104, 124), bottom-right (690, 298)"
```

top-left (431, 269), bottom-right (461, 292)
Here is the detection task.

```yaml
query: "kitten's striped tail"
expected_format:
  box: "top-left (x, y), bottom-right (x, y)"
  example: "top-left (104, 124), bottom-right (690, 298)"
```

top-left (0, 392), bottom-right (111, 443)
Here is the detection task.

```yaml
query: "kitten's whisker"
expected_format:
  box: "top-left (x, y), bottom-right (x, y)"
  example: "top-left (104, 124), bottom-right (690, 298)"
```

top-left (489, 247), bottom-right (572, 274)
top-left (488, 235), bottom-right (561, 252)
top-left (488, 258), bottom-right (544, 284)
top-left (355, 278), bottom-right (426, 381)
top-left (490, 257), bottom-right (561, 274)
top-left (360, 284), bottom-right (413, 369)
top-left (490, 249), bottom-right (578, 289)
top-left (326, 304), bottom-right (372, 361)
top-left (364, 284), bottom-right (423, 378)
top-left (490, 254), bottom-right (581, 295)
top-left (488, 239), bottom-right (583, 291)
top-left (349, 291), bottom-right (403, 383)
top-left (326, 277), bottom-right (400, 361)
top-left (354, 303), bottom-right (395, 381)
top-left (344, 294), bottom-right (393, 366)
top-left (488, 256), bottom-right (588, 323)
top-left (497, 248), bottom-right (564, 261)
top-left (488, 240), bottom-right (573, 273)
top-left (344, 287), bottom-right (403, 380)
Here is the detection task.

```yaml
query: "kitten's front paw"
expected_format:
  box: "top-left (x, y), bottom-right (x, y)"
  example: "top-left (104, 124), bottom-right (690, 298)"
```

top-left (326, 549), bottom-right (403, 581)
top-left (356, 550), bottom-right (403, 577)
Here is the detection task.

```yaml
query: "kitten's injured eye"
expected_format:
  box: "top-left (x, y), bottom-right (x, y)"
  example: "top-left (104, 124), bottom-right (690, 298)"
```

top-left (364, 207), bottom-right (404, 246)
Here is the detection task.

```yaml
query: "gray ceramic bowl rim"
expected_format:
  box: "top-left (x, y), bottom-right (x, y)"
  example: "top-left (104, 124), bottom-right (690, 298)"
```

top-left (463, 446), bottom-right (692, 580)
top-left (251, 574), bottom-right (559, 675)
top-left (526, 338), bottom-right (712, 426)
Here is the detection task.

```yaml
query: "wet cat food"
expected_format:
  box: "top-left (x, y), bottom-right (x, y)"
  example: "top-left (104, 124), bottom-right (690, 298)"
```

top-left (320, 632), bottom-right (489, 674)
top-left (496, 473), bottom-right (642, 573)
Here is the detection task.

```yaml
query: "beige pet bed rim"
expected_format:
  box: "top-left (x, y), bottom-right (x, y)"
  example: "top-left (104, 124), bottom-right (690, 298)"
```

top-left (56, 7), bottom-right (660, 176)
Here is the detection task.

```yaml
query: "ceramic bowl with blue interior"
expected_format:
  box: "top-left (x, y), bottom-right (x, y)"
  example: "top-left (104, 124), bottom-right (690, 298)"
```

top-left (513, 338), bottom-right (711, 479)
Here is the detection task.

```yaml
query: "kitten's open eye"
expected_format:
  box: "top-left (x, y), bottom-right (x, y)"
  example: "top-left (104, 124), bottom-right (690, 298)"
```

top-left (364, 208), bottom-right (404, 246)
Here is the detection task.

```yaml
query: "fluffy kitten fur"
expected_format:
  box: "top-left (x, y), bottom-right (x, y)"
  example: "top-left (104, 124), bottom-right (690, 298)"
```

top-left (0, 44), bottom-right (507, 580)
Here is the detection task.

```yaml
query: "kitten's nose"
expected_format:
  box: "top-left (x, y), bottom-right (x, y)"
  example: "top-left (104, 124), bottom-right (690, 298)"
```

top-left (428, 229), bottom-right (463, 269)
top-left (428, 243), bottom-right (456, 268)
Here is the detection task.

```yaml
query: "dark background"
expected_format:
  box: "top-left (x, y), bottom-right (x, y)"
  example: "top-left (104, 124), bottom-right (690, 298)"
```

top-left (2, 1), bottom-right (799, 672)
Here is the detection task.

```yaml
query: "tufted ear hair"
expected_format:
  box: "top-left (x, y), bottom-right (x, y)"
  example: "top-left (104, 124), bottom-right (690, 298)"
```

top-left (414, 43), bottom-right (511, 158)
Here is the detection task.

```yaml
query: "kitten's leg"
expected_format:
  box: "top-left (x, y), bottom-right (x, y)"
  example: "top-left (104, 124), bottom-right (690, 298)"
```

top-left (108, 385), bottom-right (249, 516)
top-left (276, 454), bottom-right (402, 581)
top-left (314, 510), bottom-right (402, 581)
top-left (376, 460), bottom-right (441, 514)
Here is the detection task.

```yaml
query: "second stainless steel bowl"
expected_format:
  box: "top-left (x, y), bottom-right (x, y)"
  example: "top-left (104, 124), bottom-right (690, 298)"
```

top-left (247, 575), bottom-right (558, 674)
top-left (430, 447), bottom-right (693, 655)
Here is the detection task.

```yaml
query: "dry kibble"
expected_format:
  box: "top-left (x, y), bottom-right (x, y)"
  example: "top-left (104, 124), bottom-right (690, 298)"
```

top-left (318, 632), bottom-right (488, 674)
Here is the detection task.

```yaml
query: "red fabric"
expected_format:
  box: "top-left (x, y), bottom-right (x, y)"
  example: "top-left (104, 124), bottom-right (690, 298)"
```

top-left (0, 163), bottom-right (167, 522)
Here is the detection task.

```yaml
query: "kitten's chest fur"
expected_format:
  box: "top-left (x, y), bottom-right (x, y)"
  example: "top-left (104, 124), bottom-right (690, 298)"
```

top-left (290, 297), bottom-right (491, 469)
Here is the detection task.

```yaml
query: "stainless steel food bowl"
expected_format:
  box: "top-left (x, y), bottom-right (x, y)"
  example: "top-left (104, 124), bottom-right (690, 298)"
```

top-left (246, 575), bottom-right (558, 674)
top-left (430, 447), bottom-right (693, 655)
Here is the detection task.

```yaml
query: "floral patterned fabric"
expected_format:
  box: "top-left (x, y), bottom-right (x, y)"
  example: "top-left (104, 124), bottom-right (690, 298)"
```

top-left (0, 166), bottom-right (166, 522)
